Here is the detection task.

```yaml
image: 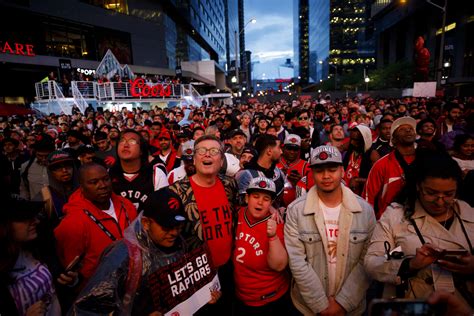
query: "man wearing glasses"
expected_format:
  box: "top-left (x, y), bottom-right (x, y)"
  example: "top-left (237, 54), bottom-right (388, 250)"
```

top-left (169, 135), bottom-right (238, 314)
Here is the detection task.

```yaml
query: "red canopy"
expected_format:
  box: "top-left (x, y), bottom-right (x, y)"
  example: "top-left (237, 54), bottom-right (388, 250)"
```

top-left (0, 103), bottom-right (35, 116)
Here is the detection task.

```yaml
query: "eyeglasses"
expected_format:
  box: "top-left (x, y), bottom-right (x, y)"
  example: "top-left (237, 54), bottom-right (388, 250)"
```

top-left (298, 116), bottom-right (309, 121)
top-left (118, 138), bottom-right (139, 145)
top-left (194, 147), bottom-right (221, 156)
top-left (420, 187), bottom-right (456, 203)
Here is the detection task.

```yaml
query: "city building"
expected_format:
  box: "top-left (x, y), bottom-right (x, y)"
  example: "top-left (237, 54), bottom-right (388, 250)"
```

top-left (371, 0), bottom-right (474, 94)
top-left (225, 0), bottom-right (240, 88)
top-left (294, 0), bottom-right (310, 83)
top-left (294, 0), bottom-right (375, 85)
top-left (0, 0), bottom-right (231, 104)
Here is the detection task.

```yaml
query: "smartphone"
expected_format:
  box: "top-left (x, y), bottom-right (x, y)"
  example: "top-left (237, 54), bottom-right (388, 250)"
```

top-left (64, 254), bottom-right (84, 273)
top-left (442, 249), bottom-right (469, 256)
top-left (440, 249), bottom-right (469, 263)
top-left (369, 299), bottom-right (435, 316)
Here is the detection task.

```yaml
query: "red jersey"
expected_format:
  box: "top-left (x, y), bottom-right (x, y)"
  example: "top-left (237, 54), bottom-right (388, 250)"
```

top-left (233, 208), bottom-right (289, 306)
top-left (295, 175), bottom-right (315, 198)
top-left (276, 157), bottom-right (309, 177)
top-left (343, 152), bottom-right (362, 185)
top-left (277, 158), bottom-right (310, 206)
top-left (190, 177), bottom-right (233, 268)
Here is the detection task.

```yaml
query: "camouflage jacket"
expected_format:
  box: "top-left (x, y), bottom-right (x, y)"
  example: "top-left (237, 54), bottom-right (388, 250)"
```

top-left (168, 174), bottom-right (239, 250)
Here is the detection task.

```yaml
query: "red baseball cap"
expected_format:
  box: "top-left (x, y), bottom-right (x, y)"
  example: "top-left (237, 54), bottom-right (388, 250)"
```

top-left (158, 131), bottom-right (171, 140)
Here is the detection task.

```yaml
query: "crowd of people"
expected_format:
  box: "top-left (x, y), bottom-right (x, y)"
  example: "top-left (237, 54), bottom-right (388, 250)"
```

top-left (0, 95), bottom-right (473, 315)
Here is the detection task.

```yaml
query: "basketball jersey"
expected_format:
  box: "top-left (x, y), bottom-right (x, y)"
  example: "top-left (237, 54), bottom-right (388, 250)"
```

top-left (233, 208), bottom-right (289, 306)
top-left (110, 163), bottom-right (165, 211)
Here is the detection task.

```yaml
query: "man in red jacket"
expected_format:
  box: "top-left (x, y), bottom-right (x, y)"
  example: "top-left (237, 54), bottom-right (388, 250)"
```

top-left (54, 162), bottom-right (137, 288)
top-left (363, 117), bottom-right (417, 218)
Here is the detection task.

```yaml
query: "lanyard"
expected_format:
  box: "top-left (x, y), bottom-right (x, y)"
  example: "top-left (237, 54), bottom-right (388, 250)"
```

top-left (83, 209), bottom-right (118, 241)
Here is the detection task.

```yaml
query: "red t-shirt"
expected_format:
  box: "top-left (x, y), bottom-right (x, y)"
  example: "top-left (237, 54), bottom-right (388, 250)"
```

top-left (233, 208), bottom-right (289, 306)
top-left (190, 177), bottom-right (233, 268)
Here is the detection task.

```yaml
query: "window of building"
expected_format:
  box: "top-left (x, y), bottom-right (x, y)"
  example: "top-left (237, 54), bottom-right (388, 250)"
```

top-left (43, 22), bottom-right (92, 59)
top-left (81, 0), bottom-right (129, 14)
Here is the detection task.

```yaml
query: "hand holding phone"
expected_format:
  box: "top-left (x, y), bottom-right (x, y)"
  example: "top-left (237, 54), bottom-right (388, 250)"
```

top-left (57, 254), bottom-right (83, 286)
top-left (441, 249), bottom-right (469, 256)
top-left (64, 254), bottom-right (83, 273)
top-left (437, 249), bottom-right (473, 275)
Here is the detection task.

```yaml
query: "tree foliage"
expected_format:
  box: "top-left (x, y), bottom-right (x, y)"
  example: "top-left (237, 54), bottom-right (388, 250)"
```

top-left (319, 61), bottom-right (415, 91)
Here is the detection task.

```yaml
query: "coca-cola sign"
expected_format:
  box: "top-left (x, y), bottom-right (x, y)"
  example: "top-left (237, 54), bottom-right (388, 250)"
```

top-left (129, 78), bottom-right (172, 97)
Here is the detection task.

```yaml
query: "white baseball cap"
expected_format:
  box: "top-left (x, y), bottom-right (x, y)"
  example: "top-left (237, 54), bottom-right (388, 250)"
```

top-left (390, 117), bottom-right (417, 146)
top-left (284, 134), bottom-right (302, 147)
top-left (246, 176), bottom-right (276, 197)
top-left (310, 145), bottom-right (343, 167)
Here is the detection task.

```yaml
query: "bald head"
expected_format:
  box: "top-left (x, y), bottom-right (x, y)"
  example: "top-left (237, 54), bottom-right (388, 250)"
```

top-left (78, 162), bottom-right (113, 208)
top-left (78, 162), bottom-right (107, 184)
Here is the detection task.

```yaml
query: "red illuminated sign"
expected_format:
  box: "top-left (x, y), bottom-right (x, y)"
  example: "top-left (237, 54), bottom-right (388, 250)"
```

top-left (129, 78), bottom-right (172, 97)
top-left (0, 41), bottom-right (35, 56)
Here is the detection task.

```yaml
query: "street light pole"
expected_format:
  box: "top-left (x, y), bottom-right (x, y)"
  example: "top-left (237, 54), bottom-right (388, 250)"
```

top-left (234, 18), bottom-right (256, 90)
top-left (427, 0), bottom-right (447, 87)
top-left (234, 30), bottom-right (239, 85)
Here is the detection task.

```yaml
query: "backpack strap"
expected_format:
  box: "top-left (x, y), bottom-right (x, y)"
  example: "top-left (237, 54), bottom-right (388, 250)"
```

top-left (21, 157), bottom-right (36, 196)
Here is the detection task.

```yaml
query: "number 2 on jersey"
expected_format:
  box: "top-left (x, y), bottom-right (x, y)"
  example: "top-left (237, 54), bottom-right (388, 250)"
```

top-left (235, 247), bottom-right (246, 263)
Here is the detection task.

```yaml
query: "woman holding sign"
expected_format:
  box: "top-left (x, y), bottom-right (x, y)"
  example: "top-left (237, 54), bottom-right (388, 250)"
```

top-left (233, 176), bottom-right (294, 315)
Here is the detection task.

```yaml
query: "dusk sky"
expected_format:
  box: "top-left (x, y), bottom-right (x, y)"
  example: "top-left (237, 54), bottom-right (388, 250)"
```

top-left (244, 0), bottom-right (294, 80)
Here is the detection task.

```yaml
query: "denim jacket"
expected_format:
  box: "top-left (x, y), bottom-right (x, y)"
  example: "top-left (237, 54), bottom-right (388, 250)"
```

top-left (285, 184), bottom-right (376, 315)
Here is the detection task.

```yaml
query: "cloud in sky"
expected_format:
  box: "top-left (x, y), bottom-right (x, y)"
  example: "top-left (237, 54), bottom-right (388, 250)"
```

top-left (245, 0), bottom-right (294, 78)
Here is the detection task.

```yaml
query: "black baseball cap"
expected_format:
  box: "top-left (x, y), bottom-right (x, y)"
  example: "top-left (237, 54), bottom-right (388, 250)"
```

top-left (141, 188), bottom-right (186, 228)
top-left (323, 117), bottom-right (335, 125)
top-left (242, 146), bottom-right (257, 156)
top-left (229, 129), bottom-right (247, 138)
top-left (0, 195), bottom-right (44, 223)
top-left (2, 137), bottom-right (19, 147)
top-left (47, 150), bottom-right (74, 169)
top-left (77, 144), bottom-right (95, 156)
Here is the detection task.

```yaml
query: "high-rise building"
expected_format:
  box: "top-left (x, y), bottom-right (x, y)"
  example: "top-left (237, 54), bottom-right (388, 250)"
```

top-left (0, 0), bottom-right (228, 101)
top-left (309, 0), bottom-right (330, 83)
top-left (224, 0), bottom-right (239, 84)
top-left (294, 0), bottom-right (375, 84)
top-left (294, 0), bottom-right (310, 83)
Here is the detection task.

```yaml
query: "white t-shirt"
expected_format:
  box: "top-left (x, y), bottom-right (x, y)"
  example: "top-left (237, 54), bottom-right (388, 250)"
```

top-left (102, 199), bottom-right (117, 222)
top-left (452, 157), bottom-right (474, 172)
top-left (159, 151), bottom-right (170, 163)
top-left (320, 199), bottom-right (341, 296)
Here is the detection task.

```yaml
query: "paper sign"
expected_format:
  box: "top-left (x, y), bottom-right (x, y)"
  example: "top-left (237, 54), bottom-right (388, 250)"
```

top-left (412, 82), bottom-right (437, 97)
top-left (148, 245), bottom-right (220, 315)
